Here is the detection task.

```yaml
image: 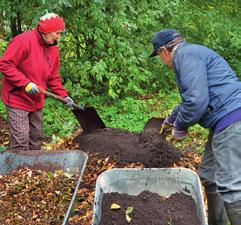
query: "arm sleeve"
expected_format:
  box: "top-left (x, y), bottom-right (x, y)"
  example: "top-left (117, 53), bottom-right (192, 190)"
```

top-left (175, 55), bottom-right (209, 129)
top-left (47, 54), bottom-right (68, 98)
top-left (0, 39), bottom-right (31, 87)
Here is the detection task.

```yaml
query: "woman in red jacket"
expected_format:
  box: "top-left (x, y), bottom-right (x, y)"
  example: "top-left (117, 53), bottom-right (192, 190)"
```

top-left (0, 12), bottom-right (74, 151)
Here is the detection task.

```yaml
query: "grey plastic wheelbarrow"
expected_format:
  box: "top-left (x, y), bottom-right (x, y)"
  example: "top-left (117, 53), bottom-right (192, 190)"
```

top-left (92, 168), bottom-right (208, 225)
top-left (0, 150), bottom-right (88, 225)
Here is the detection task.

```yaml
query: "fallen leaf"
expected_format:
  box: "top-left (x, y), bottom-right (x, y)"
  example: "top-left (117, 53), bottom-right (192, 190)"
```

top-left (110, 203), bottom-right (121, 210)
top-left (126, 214), bottom-right (131, 223)
top-left (125, 206), bottom-right (133, 223)
top-left (126, 206), bottom-right (133, 214)
top-left (64, 172), bottom-right (74, 179)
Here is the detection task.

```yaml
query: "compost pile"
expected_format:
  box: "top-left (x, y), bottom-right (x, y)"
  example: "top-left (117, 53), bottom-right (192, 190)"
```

top-left (100, 190), bottom-right (200, 225)
top-left (75, 119), bottom-right (182, 168)
top-left (0, 167), bottom-right (78, 225)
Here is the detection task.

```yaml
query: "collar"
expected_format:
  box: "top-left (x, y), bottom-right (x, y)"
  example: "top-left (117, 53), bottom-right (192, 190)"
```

top-left (170, 41), bottom-right (184, 61)
top-left (170, 41), bottom-right (187, 67)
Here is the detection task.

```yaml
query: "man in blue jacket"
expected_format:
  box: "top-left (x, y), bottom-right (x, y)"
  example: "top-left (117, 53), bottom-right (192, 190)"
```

top-left (150, 29), bottom-right (241, 225)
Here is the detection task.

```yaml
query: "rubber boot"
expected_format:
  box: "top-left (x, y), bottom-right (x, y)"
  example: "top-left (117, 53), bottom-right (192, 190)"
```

top-left (206, 192), bottom-right (228, 225)
top-left (225, 200), bottom-right (241, 225)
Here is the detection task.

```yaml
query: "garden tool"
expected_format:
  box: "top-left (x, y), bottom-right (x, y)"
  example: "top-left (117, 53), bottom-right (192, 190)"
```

top-left (39, 88), bottom-right (106, 133)
top-left (143, 118), bottom-right (165, 132)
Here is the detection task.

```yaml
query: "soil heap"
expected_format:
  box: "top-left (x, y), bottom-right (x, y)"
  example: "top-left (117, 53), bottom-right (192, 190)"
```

top-left (75, 118), bottom-right (182, 167)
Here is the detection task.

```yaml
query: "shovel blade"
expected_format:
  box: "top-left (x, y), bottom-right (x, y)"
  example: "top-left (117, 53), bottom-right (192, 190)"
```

top-left (72, 107), bottom-right (106, 133)
top-left (144, 118), bottom-right (164, 132)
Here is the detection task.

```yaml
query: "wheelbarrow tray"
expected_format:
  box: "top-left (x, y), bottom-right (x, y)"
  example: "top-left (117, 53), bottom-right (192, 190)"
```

top-left (0, 150), bottom-right (88, 225)
top-left (92, 168), bottom-right (208, 225)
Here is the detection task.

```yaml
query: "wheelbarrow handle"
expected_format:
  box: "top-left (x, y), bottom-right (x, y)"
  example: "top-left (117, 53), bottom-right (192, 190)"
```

top-left (39, 87), bottom-right (84, 110)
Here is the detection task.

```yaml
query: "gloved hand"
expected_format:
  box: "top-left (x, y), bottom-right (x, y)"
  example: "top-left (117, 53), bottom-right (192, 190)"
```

top-left (171, 122), bottom-right (188, 140)
top-left (160, 116), bottom-right (175, 134)
top-left (25, 82), bottom-right (40, 94)
top-left (64, 96), bottom-right (74, 107)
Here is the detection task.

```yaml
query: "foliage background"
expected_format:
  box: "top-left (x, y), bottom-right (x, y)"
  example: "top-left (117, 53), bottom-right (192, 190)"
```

top-left (0, 0), bottom-right (240, 147)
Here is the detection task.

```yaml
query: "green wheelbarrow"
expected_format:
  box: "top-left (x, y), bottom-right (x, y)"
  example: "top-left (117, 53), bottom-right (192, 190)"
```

top-left (92, 168), bottom-right (208, 225)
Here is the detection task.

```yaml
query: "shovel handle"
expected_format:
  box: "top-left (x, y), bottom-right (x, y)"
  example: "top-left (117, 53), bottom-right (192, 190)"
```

top-left (39, 87), bottom-right (84, 110)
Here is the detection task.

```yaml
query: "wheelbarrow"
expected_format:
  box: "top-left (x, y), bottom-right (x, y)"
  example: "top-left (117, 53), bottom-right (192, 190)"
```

top-left (41, 88), bottom-right (106, 133)
top-left (0, 150), bottom-right (88, 225)
top-left (92, 168), bottom-right (208, 225)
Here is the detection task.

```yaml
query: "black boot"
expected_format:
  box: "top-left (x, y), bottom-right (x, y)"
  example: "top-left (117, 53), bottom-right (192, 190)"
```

top-left (206, 192), bottom-right (228, 225)
top-left (225, 200), bottom-right (241, 225)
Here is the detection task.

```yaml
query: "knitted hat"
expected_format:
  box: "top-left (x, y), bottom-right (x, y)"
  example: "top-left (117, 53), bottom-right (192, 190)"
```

top-left (38, 13), bottom-right (65, 33)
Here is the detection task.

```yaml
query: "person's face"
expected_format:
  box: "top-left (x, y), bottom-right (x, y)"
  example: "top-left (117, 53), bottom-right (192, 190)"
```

top-left (157, 47), bottom-right (172, 69)
top-left (42, 30), bottom-right (63, 44)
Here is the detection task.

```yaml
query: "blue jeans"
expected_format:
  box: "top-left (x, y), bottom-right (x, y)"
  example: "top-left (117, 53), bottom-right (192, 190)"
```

top-left (199, 120), bottom-right (241, 203)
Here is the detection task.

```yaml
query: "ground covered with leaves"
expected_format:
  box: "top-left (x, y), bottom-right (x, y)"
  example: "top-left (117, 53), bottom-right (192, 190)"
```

top-left (0, 116), bottom-right (203, 225)
top-left (0, 167), bottom-right (78, 225)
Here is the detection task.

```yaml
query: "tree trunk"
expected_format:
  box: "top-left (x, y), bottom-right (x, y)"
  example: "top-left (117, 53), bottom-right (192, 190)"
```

top-left (10, 4), bottom-right (22, 38)
top-left (10, 17), bottom-right (18, 38)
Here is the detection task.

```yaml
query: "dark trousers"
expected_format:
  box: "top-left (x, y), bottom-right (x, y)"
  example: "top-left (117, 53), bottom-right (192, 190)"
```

top-left (199, 121), bottom-right (241, 203)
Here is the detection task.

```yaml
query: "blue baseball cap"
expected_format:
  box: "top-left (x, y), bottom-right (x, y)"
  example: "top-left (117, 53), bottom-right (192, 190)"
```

top-left (149, 29), bottom-right (181, 58)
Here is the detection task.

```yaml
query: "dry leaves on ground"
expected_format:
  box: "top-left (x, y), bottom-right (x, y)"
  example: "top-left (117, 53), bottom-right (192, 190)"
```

top-left (0, 167), bottom-right (79, 225)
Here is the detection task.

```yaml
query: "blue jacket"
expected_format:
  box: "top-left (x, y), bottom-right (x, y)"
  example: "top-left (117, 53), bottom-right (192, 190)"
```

top-left (171, 42), bottom-right (241, 129)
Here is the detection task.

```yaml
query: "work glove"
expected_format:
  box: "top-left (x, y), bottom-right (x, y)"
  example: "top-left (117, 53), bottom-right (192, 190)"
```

top-left (160, 116), bottom-right (175, 134)
top-left (64, 96), bottom-right (85, 110)
top-left (64, 96), bottom-right (74, 107)
top-left (171, 122), bottom-right (188, 140)
top-left (25, 82), bottom-right (40, 94)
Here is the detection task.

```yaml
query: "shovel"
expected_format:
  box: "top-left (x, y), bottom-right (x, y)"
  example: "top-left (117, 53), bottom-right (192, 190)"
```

top-left (40, 88), bottom-right (106, 133)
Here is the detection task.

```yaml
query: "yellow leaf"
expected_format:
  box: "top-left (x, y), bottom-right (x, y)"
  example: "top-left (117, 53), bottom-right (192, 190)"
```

top-left (126, 214), bottom-right (131, 223)
top-left (126, 206), bottom-right (133, 214)
top-left (64, 171), bottom-right (74, 179)
top-left (111, 203), bottom-right (121, 210)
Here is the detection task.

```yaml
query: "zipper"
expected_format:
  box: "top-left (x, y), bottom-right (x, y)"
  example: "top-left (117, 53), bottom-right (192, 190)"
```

top-left (43, 47), bottom-right (52, 71)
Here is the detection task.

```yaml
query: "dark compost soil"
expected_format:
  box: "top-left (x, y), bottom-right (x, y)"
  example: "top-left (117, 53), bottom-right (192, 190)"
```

top-left (100, 190), bottom-right (200, 225)
top-left (75, 118), bottom-right (182, 168)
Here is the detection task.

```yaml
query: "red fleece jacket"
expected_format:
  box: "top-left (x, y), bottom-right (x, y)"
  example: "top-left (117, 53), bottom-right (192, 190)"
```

top-left (0, 28), bottom-right (68, 111)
